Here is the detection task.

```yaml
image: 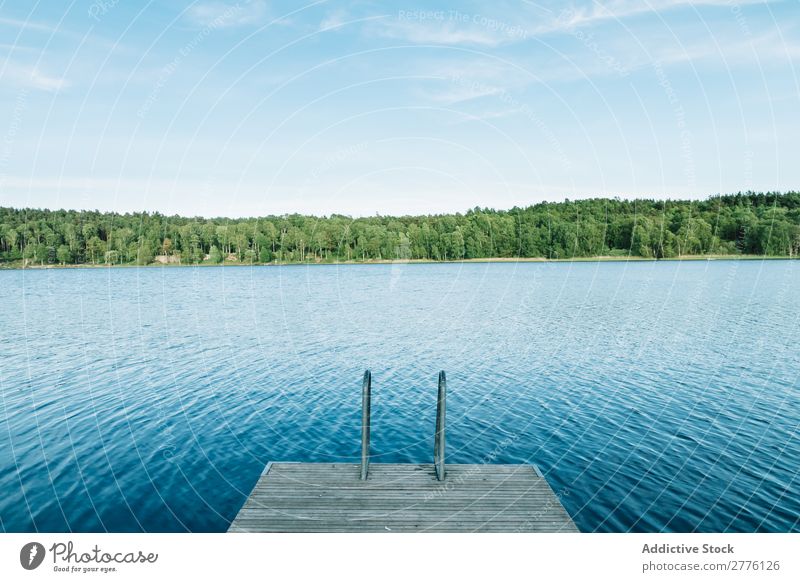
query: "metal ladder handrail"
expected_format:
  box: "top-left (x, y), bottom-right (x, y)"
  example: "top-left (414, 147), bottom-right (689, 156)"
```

top-left (360, 370), bottom-right (371, 480)
top-left (434, 370), bottom-right (446, 481)
top-left (359, 369), bottom-right (446, 482)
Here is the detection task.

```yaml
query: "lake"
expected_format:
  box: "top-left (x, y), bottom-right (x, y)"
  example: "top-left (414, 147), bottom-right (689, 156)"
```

top-left (1, 260), bottom-right (798, 532)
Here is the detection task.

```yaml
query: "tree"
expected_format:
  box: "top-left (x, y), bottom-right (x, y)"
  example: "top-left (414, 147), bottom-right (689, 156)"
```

top-left (57, 245), bottom-right (73, 265)
top-left (136, 240), bottom-right (154, 265)
top-left (2, 192), bottom-right (800, 268)
top-left (631, 222), bottom-right (652, 258)
top-left (104, 250), bottom-right (119, 264)
top-left (86, 236), bottom-right (105, 264)
top-left (209, 245), bottom-right (223, 263)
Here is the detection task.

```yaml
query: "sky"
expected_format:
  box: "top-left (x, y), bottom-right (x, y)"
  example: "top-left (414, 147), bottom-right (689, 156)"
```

top-left (0, 0), bottom-right (798, 217)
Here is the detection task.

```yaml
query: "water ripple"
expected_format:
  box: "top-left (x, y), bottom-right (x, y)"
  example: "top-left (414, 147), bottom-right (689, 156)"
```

top-left (1, 261), bottom-right (798, 532)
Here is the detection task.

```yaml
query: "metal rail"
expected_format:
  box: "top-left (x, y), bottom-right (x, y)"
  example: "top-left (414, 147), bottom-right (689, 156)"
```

top-left (360, 369), bottom-right (371, 480)
top-left (434, 370), bottom-right (446, 481)
top-left (360, 369), bottom-right (446, 481)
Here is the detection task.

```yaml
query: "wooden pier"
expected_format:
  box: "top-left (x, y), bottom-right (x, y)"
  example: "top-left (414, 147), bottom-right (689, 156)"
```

top-left (228, 371), bottom-right (578, 533)
top-left (229, 462), bottom-right (577, 532)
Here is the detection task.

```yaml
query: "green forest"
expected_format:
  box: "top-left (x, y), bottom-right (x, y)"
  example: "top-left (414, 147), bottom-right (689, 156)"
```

top-left (2, 192), bottom-right (799, 267)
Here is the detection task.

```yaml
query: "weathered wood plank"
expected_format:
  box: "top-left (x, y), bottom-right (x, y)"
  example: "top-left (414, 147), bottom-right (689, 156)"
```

top-left (228, 463), bottom-right (578, 533)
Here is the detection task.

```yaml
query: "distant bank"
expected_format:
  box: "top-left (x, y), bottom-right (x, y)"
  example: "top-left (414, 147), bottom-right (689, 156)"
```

top-left (3, 192), bottom-right (799, 268)
top-left (1, 254), bottom-right (794, 271)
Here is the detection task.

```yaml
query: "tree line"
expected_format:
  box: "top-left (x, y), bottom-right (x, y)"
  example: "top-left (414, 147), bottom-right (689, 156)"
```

top-left (1, 192), bottom-right (799, 267)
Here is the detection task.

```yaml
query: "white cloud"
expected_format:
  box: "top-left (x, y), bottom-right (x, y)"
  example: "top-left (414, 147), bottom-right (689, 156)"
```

top-left (1, 62), bottom-right (68, 91)
top-left (319, 9), bottom-right (347, 32)
top-left (425, 81), bottom-right (503, 105)
top-left (185, 0), bottom-right (267, 29)
top-left (549, 0), bottom-right (770, 31)
top-left (359, 1), bottom-right (777, 50)
top-left (366, 1), bottom-right (773, 48)
top-left (618, 24), bottom-right (800, 70)
top-left (0, 43), bottom-right (40, 53)
top-left (406, 57), bottom-right (533, 105)
top-left (450, 107), bottom-right (523, 124)
top-left (0, 16), bottom-right (62, 34)
top-left (372, 17), bottom-right (519, 47)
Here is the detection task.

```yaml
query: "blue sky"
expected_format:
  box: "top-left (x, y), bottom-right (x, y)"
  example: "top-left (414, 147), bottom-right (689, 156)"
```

top-left (0, 0), bottom-right (797, 217)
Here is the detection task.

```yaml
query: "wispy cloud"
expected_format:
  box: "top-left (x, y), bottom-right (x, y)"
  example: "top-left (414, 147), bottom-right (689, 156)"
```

top-left (409, 57), bottom-right (530, 105)
top-left (416, 0), bottom-right (778, 41)
top-left (1, 62), bottom-right (68, 91)
top-left (0, 16), bottom-right (62, 34)
top-left (364, 1), bottom-right (772, 48)
top-left (450, 107), bottom-right (524, 124)
top-left (616, 22), bottom-right (800, 70)
top-left (0, 43), bottom-right (40, 53)
top-left (371, 15), bottom-right (527, 47)
top-left (0, 14), bottom-right (126, 53)
top-left (184, 0), bottom-right (267, 29)
top-left (319, 9), bottom-right (348, 32)
top-left (412, 15), bottom-right (799, 113)
top-left (426, 82), bottom-right (503, 105)
top-left (550, 0), bottom-right (769, 31)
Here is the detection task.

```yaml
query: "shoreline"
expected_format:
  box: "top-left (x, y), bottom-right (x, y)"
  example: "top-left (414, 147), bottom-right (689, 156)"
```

top-left (0, 254), bottom-right (794, 271)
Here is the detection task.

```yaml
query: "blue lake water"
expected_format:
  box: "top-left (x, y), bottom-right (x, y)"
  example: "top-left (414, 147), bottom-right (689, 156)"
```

top-left (1, 260), bottom-right (798, 532)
